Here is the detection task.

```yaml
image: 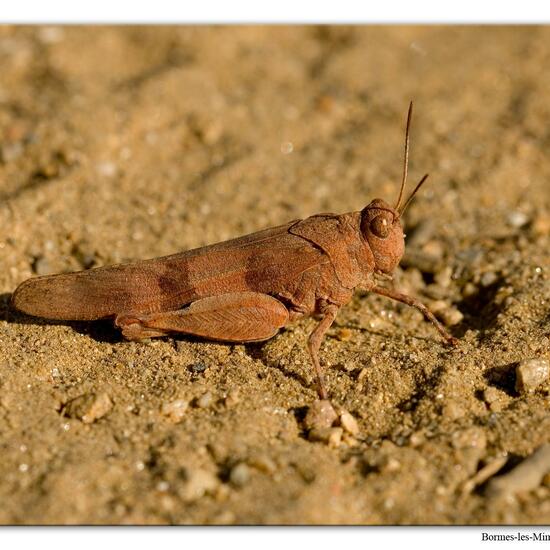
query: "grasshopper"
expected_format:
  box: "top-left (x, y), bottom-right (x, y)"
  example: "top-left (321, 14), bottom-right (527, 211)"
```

top-left (11, 103), bottom-right (458, 400)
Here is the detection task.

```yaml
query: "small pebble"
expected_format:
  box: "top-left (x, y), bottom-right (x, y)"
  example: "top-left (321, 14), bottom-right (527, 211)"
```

top-left (422, 240), bottom-right (445, 260)
top-left (480, 271), bottom-right (498, 287)
top-left (224, 388), bottom-right (240, 408)
top-left (229, 462), bottom-right (251, 487)
top-left (328, 427), bottom-right (343, 448)
top-left (437, 306), bottom-right (464, 327)
top-left (280, 142), bottom-right (294, 154)
top-left (82, 393), bottom-right (113, 423)
top-left (483, 387), bottom-right (506, 412)
top-left (248, 454), bottom-right (277, 475)
top-left (409, 431), bottom-right (425, 447)
top-left (382, 457), bottom-right (401, 473)
top-left (156, 481), bottom-right (170, 492)
top-left (33, 256), bottom-right (53, 276)
top-left (64, 392), bottom-right (113, 424)
top-left (179, 468), bottom-right (220, 502)
top-left (339, 411), bottom-right (359, 436)
top-left (442, 401), bottom-right (464, 420)
top-left (461, 282), bottom-right (478, 298)
top-left (336, 328), bottom-right (353, 341)
top-left (308, 427), bottom-right (331, 443)
top-left (304, 400), bottom-right (337, 431)
top-left (341, 433), bottom-right (359, 447)
top-left (507, 211), bottom-right (529, 228)
top-left (160, 399), bottom-right (188, 423)
top-left (196, 392), bottom-right (213, 408)
top-left (483, 387), bottom-right (501, 403)
top-left (188, 362), bottom-right (208, 374)
top-left (357, 368), bottom-right (369, 386)
top-left (515, 358), bottom-right (550, 394)
top-left (308, 427), bottom-right (343, 447)
top-left (429, 300), bottom-right (447, 314)
top-left (96, 161), bottom-right (118, 177)
top-left (451, 427), bottom-right (486, 451)
top-left (434, 266), bottom-right (453, 288)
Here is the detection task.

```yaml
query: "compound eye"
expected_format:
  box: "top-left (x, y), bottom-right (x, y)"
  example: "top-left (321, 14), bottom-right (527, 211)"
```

top-left (370, 215), bottom-right (391, 238)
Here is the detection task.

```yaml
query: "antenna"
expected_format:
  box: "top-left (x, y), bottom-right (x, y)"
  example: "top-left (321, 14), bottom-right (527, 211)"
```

top-left (399, 173), bottom-right (429, 216)
top-left (394, 101), bottom-right (413, 212)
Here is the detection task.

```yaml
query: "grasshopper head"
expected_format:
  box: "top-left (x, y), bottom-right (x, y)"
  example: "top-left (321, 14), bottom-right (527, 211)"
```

top-left (359, 102), bottom-right (430, 274)
top-left (360, 199), bottom-right (404, 274)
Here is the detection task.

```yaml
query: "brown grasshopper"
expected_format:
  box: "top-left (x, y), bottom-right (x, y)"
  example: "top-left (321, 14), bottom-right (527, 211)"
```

top-left (11, 103), bottom-right (458, 400)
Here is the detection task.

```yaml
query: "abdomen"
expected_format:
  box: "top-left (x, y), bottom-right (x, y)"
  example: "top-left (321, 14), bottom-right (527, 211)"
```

top-left (11, 221), bottom-right (326, 321)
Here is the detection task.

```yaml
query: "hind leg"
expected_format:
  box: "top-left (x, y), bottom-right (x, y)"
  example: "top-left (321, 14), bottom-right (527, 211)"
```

top-left (307, 304), bottom-right (340, 400)
top-left (114, 318), bottom-right (169, 341)
top-left (115, 291), bottom-right (289, 342)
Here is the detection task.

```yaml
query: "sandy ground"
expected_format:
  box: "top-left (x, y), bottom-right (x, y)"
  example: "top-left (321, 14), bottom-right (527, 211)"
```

top-left (1, 25), bottom-right (550, 525)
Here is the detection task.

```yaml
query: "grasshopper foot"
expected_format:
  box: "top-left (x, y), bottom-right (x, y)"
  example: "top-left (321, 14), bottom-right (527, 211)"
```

top-left (444, 334), bottom-right (460, 347)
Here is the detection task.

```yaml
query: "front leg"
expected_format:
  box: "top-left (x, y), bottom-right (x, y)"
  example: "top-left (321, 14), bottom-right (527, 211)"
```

top-left (371, 285), bottom-right (459, 346)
